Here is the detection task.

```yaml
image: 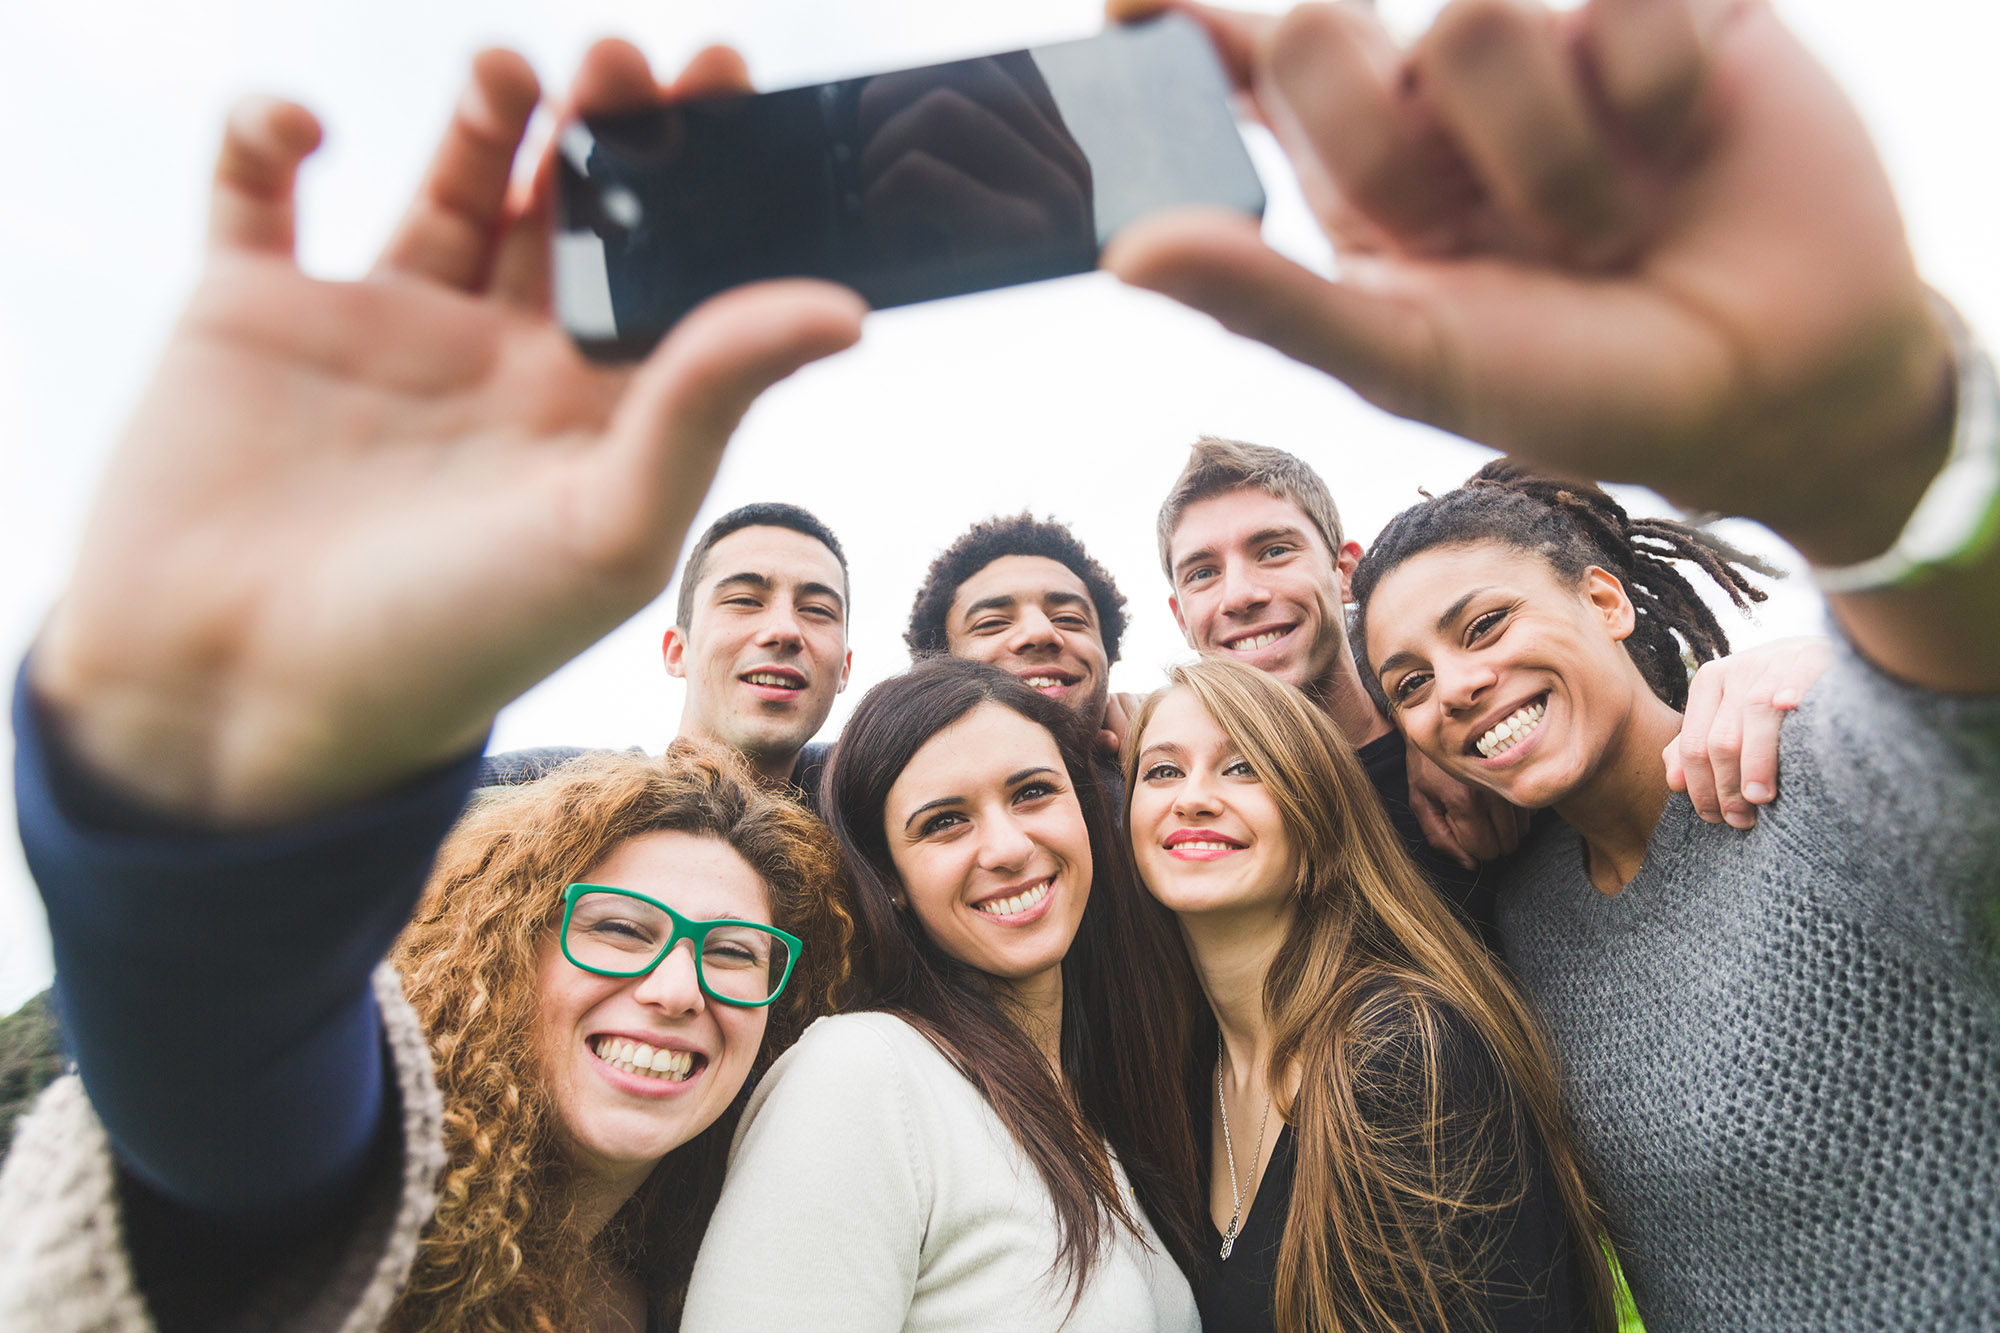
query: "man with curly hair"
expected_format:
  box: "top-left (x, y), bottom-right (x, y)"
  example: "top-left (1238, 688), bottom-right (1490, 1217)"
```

top-left (905, 514), bottom-right (1129, 755)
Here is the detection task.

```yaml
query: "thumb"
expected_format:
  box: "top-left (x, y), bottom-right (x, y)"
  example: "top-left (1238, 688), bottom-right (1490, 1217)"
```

top-left (1103, 207), bottom-right (1454, 429)
top-left (592, 279), bottom-right (866, 573)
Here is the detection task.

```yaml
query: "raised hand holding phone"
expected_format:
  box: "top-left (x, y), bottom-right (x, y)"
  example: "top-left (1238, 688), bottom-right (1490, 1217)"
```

top-left (1104, 0), bottom-right (2000, 693)
top-left (29, 42), bottom-right (865, 828)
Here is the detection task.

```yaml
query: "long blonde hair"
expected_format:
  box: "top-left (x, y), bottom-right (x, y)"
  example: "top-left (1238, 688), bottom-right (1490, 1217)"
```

top-left (1126, 658), bottom-right (1615, 1333)
top-left (386, 743), bottom-right (851, 1332)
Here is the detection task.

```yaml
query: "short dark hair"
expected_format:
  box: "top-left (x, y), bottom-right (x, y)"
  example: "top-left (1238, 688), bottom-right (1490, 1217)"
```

top-left (675, 503), bottom-right (849, 631)
top-left (903, 514), bottom-right (1127, 664)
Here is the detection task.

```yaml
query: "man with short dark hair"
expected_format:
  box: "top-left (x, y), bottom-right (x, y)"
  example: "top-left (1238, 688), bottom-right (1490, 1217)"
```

top-left (481, 501), bottom-right (851, 807)
top-left (905, 513), bottom-right (1130, 755)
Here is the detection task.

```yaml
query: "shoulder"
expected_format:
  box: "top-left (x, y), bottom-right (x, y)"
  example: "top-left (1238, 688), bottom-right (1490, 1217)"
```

top-left (1342, 982), bottom-right (1513, 1115)
top-left (473, 745), bottom-right (605, 789)
top-left (746, 1014), bottom-right (963, 1126)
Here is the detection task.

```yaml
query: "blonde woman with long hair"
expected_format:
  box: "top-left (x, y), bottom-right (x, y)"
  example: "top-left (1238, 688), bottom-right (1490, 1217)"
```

top-left (1125, 657), bottom-right (1616, 1333)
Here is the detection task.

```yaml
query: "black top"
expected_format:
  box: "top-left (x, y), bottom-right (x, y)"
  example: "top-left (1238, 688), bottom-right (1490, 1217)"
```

top-left (479, 739), bottom-right (833, 816)
top-left (1191, 994), bottom-right (1593, 1333)
top-left (1356, 729), bottom-right (1503, 952)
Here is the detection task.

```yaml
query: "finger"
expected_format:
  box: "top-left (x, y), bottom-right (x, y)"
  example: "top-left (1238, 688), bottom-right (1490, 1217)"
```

top-left (1103, 209), bottom-right (1454, 426)
top-left (488, 203), bottom-right (551, 312)
top-left (1731, 688), bottom-right (1785, 811)
top-left (1580, 0), bottom-right (1710, 156)
top-left (586, 281), bottom-right (868, 581)
top-left (373, 49), bottom-right (541, 290)
top-left (1675, 658), bottom-right (1726, 822)
top-left (669, 44), bottom-right (755, 101)
top-left (569, 38), bottom-right (664, 117)
top-left (1414, 0), bottom-right (1636, 265)
top-left (1703, 708), bottom-right (1751, 828)
top-left (1263, 3), bottom-right (1485, 252)
top-left (208, 96), bottom-right (324, 257)
top-left (1766, 636), bottom-right (1832, 711)
top-left (1097, 728), bottom-right (1123, 758)
top-left (1446, 804), bottom-right (1507, 864)
top-left (1413, 790), bottom-right (1479, 872)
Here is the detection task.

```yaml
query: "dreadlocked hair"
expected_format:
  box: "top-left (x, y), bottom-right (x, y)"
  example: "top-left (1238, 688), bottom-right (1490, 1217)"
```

top-left (1353, 458), bottom-right (1777, 712)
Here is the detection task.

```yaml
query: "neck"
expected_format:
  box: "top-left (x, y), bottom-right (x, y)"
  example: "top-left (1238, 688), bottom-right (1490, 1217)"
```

top-left (995, 964), bottom-right (1066, 1071)
top-left (566, 1158), bottom-right (652, 1247)
top-left (1553, 689), bottom-right (1684, 895)
top-left (674, 713), bottom-right (797, 786)
top-left (1312, 655), bottom-right (1393, 751)
top-left (1177, 900), bottom-right (1290, 1096)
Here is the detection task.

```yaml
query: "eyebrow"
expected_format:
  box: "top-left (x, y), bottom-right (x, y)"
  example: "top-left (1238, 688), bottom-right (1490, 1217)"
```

top-left (1373, 587), bottom-right (1494, 683)
top-left (899, 765), bottom-right (1062, 833)
top-left (711, 571), bottom-right (846, 613)
top-left (959, 590), bottom-right (1092, 622)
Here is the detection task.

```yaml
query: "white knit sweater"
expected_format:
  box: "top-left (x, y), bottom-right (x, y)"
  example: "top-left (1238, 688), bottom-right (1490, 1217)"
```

top-left (0, 966), bottom-right (446, 1333)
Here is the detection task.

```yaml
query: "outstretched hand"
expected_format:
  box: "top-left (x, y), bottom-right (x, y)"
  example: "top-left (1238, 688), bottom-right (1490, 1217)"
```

top-left (31, 43), bottom-right (866, 826)
top-left (1105, 0), bottom-right (1952, 569)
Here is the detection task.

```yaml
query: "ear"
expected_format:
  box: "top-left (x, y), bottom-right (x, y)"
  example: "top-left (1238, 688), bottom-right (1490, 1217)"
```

top-left (1582, 567), bottom-right (1638, 641)
top-left (1335, 541), bottom-right (1364, 605)
top-left (837, 647), bottom-right (853, 693)
top-left (663, 624), bottom-right (689, 679)
top-left (1168, 593), bottom-right (1190, 643)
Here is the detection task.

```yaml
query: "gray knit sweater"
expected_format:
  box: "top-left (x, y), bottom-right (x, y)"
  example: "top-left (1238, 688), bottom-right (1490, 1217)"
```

top-left (0, 966), bottom-right (445, 1333)
top-left (1497, 640), bottom-right (2000, 1331)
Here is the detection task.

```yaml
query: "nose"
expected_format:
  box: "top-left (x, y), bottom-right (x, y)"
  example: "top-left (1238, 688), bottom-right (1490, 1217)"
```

top-left (631, 940), bottom-right (707, 1016)
top-left (1435, 652), bottom-right (1497, 715)
top-left (1171, 766), bottom-right (1222, 820)
top-left (974, 809), bottom-right (1036, 874)
top-left (755, 600), bottom-right (806, 652)
top-left (1004, 608), bottom-right (1061, 657)
top-left (1215, 558), bottom-right (1269, 620)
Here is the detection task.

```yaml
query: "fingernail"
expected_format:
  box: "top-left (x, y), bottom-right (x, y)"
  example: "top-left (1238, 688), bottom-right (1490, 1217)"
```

top-left (1725, 810), bottom-right (1756, 830)
top-left (1743, 781), bottom-right (1770, 803)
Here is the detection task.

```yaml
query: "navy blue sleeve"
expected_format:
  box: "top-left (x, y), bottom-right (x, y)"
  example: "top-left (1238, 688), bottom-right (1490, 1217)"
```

top-left (13, 663), bottom-right (480, 1221)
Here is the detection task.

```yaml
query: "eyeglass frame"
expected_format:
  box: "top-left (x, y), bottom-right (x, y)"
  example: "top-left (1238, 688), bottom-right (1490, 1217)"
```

top-left (559, 882), bottom-right (803, 1009)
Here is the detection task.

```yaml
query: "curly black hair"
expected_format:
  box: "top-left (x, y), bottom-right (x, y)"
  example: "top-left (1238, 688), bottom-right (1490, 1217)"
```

top-left (1352, 459), bottom-right (1777, 712)
top-left (904, 514), bottom-right (1128, 665)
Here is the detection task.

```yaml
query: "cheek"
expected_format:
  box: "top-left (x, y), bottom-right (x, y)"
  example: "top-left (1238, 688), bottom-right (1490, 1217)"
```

top-left (716, 1008), bottom-right (769, 1074)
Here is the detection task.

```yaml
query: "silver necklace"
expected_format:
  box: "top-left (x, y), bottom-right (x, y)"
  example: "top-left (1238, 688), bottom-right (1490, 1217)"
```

top-left (1215, 1033), bottom-right (1273, 1261)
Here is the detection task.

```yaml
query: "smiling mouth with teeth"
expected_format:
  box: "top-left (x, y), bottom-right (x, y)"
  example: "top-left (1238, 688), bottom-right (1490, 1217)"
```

top-left (1473, 698), bottom-right (1548, 759)
top-left (591, 1035), bottom-right (702, 1082)
top-left (1225, 628), bottom-right (1289, 652)
top-left (1018, 674), bottom-right (1073, 691)
top-left (742, 671), bottom-right (802, 689)
top-left (976, 878), bottom-right (1052, 919)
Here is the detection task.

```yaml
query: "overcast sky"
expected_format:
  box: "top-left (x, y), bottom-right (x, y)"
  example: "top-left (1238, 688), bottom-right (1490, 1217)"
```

top-left (4, 0), bottom-right (1996, 1009)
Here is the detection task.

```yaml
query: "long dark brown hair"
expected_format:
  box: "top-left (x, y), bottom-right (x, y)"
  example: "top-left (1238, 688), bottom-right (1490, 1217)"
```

top-left (820, 657), bottom-right (1206, 1289)
top-left (1126, 658), bottom-right (1618, 1333)
top-left (388, 744), bottom-right (852, 1332)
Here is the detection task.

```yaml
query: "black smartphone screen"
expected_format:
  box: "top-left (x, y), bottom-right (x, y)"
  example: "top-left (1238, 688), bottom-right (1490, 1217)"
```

top-left (555, 14), bottom-right (1265, 360)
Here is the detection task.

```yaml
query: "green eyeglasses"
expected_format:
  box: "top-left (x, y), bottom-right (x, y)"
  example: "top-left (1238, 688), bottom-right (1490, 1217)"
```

top-left (560, 883), bottom-right (802, 1008)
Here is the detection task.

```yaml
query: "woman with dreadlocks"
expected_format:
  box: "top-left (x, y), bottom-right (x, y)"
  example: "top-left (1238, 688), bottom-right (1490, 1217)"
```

top-left (1351, 457), bottom-right (2000, 1328)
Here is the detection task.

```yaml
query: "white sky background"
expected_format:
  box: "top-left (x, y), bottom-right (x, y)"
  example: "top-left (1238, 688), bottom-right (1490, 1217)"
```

top-left (2, 0), bottom-right (1996, 1009)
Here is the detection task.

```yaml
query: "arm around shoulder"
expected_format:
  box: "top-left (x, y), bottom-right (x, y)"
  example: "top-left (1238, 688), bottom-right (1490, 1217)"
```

top-left (681, 1014), bottom-right (931, 1332)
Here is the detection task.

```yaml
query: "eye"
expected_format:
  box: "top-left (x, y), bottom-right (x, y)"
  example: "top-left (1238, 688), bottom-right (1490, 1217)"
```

top-left (1142, 761), bottom-right (1185, 782)
top-left (919, 810), bottom-right (968, 837)
top-left (1181, 566), bottom-right (1216, 588)
top-left (1259, 543), bottom-right (1294, 561)
top-left (583, 916), bottom-right (659, 946)
top-left (801, 602), bottom-right (840, 622)
top-left (1390, 670), bottom-right (1433, 707)
top-left (721, 595), bottom-right (762, 610)
top-left (1467, 608), bottom-right (1506, 642)
top-left (970, 616), bottom-right (1009, 635)
top-left (1013, 779), bottom-right (1061, 805)
top-left (1054, 614), bottom-right (1090, 631)
top-left (1223, 757), bottom-right (1258, 780)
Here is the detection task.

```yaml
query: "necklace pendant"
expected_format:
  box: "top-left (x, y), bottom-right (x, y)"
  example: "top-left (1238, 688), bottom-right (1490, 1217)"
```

top-left (1219, 1219), bottom-right (1238, 1261)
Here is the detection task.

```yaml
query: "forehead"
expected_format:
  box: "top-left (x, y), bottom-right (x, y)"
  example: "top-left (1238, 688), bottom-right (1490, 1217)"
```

top-left (1169, 488), bottom-right (1328, 565)
top-left (887, 702), bottom-right (1064, 811)
top-left (579, 829), bottom-right (773, 925)
top-left (949, 555), bottom-right (1093, 620)
top-left (1365, 544), bottom-right (1569, 649)
top-left (1137, 686), bottom-right (1228, 752)
top-left (696, 525), bottom-right (845, 599)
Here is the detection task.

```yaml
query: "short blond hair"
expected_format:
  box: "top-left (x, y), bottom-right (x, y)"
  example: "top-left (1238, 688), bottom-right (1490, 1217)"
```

top-left (1155, 437), bottom-right (1346, 578)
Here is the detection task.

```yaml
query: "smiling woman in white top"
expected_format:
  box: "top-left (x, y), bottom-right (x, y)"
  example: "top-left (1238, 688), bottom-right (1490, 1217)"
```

top-left (682, 657), bottom-right (1205, 1330)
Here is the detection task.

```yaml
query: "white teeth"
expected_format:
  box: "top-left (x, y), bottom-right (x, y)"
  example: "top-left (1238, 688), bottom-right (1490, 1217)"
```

top-left (1475, 700), bottom-right (1548, 759)
top-left (744, 672), bottom-right (799, 689)
top-left (1173, 840), bottom-right (1238, 852)
top-left (977, 879), bottom-right (1052, 918)
top-left (592, 1036), bottom-right (696, 1082)
top-left (1228, 630), bottom-right (1284, 652)
top-left (1021, 676), bottom-right (1064, 689)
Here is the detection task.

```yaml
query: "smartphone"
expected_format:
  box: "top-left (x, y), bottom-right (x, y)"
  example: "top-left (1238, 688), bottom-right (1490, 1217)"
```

top-left (554, 14), bottom-right (1266, 361)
